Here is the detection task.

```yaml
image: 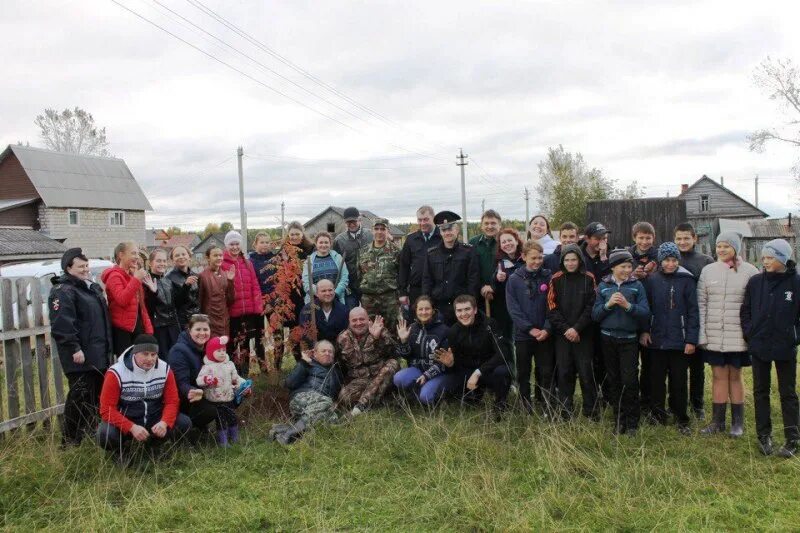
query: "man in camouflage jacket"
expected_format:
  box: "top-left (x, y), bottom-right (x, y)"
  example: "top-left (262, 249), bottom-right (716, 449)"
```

top-left (337, 308), bottom-right (399, 415)
top-left (359, 218), bottom-right (401, 331)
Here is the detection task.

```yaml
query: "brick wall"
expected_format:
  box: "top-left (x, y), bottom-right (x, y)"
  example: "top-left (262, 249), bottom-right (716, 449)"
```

top-left (38, 205), bottom-right (146, 259)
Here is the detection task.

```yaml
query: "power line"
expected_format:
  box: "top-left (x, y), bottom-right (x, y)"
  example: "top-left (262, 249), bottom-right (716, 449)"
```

top-left (242, 154), bottom-right (448, 170)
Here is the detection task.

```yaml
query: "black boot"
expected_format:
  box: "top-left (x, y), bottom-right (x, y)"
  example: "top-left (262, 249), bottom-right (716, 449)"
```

top-left (757, 435), bottom-right (773, 456)
top-left (776, 441), bottom-right (798, 458)
top-left (730, 403), bottom-right (744, 438)
top-left (700, 403), bottom-right (727, 435)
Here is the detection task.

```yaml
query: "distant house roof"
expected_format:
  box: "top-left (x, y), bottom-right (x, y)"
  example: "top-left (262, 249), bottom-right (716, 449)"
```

top-left (193, 232), bottom-right (227, 252)
top-left (162, 233), bottom-right (199, 249)
top-left (679, 175), bottom-right (769, 218)
top-left (0, 145), bottom-right (152, 211)
top-left (0, 228), bottom-right (68, 260)
top-left (0, 197), bottom-right (38, 213)
top-left (719, 217), bottom-right (796, 239)
top-left (305, 206), bottom-right (405, 237)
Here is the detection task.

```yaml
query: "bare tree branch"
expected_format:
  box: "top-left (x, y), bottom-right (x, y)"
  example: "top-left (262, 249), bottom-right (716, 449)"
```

top-left (33, 107), bottom-right (111, 157)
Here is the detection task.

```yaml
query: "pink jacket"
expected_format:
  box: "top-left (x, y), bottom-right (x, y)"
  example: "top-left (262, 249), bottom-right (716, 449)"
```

top-left (221, 251), bottom-right (263, 317)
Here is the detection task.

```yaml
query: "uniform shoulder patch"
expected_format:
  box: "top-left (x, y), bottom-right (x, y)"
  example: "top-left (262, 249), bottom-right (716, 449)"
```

top-left (51, 298), bottom-right (60, 311)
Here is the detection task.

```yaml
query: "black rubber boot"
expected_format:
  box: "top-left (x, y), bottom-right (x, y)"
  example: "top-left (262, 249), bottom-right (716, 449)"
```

top-left (729, 403), bottom-right (744, 438)
top-left (700, 403), bottom-right (727, 435)
top-left (758, 435), bottom-right (773, 456)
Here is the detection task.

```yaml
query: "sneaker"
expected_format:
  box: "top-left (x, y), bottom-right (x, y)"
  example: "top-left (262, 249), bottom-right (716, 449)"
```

top-left (677, 424), bottom-right (692, 436)
top-left (693, 408), bottom-right (706, 420)
top-left (757, 435), bottom-right (774, 456)
top-left (775, 441), bottom-right (798, 459)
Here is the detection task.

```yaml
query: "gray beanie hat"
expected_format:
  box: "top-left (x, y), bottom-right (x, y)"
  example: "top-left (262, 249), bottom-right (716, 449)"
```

top-left (716, 231), bottom-right (742, 255)
top-left (762, 238), bottom-right (793, 266)
top-left (608, 248), bottom-right (634, 269)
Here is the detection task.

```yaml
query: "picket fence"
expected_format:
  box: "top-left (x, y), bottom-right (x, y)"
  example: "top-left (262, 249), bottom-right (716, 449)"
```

top-left (0, 276), bottom-right (65, 434)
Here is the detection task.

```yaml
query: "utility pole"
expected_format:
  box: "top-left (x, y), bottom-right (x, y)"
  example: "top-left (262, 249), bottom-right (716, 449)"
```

top-left (456, 149), bottom-right (468, 242)
top-left (755, 174), bottom-right (759, 208)
top-left (481, 199), bottom-right (485, 216)
top-left (524, 187), bottom-right (530, 224)
top-left (237, 146), bottom-right (248, 246)
top-left (281, 201), bottom-right (286, 239)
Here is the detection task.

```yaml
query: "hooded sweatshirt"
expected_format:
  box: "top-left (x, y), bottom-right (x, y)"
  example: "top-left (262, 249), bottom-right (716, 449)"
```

top-left (547, 243), bottom-right (597, 334)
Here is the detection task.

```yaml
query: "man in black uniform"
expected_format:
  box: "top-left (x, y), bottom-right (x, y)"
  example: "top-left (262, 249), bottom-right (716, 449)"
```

top-left (398, 205), bottom-right (442, 314)
top-left (421, 210), bottom-right (480, 325)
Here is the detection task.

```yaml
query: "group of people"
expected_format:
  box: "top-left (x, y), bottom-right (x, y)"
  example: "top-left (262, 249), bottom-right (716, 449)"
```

top-left (45, 203), bottom-right (800, 460)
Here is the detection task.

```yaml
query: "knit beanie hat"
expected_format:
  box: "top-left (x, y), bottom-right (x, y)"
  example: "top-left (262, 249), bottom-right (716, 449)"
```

top-left (205, 336), bottom-right (229, 362)
top-left (224, 231), bottom-right (243, 247)
top-left (716, 231), bottom-right (742, 255)
top-left (132, 334), bottom-right (159, 355)
top-left (608, 248), bottom-right (634, 269)
top-left (762, 238), bottom-right (793, 265)
top-left (657, 242), bottom-right (681, 263)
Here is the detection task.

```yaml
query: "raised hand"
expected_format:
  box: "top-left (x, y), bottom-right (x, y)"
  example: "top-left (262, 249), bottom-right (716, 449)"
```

top-left (369, 315), bottom-right (385, 339)
top-left (225, 266), bottom-right (236, 281)
top-left (186, 275), bottom-right (199, 286)
top-left (396, 317), bottom-right (411, 343)
top-left (435, 348), bottom-right (454, 368)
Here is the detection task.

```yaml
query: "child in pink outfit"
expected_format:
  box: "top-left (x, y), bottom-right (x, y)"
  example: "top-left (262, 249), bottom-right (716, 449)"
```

top-left (197, 336), bottom-right (245, 446)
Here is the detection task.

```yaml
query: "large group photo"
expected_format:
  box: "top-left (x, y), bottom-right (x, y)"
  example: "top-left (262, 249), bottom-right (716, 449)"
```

top-left (2, 1), bottom-right (800, 531)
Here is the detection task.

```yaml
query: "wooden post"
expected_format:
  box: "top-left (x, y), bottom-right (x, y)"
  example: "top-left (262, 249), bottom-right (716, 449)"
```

top-left (31, 279), bottom-right (51, 412)
top-left (484, 298), bottom-right (491, 318)
top-left (16, 279), bottom-right (35, 416)
top-left (1, 278), bottom-right (20, 419)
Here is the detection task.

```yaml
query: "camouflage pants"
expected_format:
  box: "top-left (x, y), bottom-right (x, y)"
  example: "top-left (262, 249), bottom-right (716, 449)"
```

top-left (338, 359), bottom-right (401, 408)
top-left (289, 391), bottom-right (339, 426)
top-left (361, 291), bottom-right (400, 331)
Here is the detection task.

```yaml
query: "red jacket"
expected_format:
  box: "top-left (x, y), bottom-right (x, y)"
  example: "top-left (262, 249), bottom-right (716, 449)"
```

top-left (221, 251), bottom-right (263, 317)
top-left (100, 265), bottom-right (154, 334)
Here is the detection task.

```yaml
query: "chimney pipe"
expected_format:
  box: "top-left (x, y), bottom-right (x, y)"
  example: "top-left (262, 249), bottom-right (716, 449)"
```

top-left (680, 184), bottom-right (688, 195)
top-left (720, 176), bottom-right (724, 187)
top-left (789, 213), bottom-right (792, 228)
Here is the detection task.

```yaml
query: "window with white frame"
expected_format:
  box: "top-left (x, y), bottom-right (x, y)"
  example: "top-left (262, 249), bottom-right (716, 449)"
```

top-left (109, 211), bottom-right (125, 226)
top-left (700, 194), bottom-right (710, 212)
top-left (68, 209), bottom-right (79, 226)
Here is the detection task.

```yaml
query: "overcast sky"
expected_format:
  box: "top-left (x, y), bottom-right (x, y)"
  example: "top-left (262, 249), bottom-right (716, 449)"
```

top-left (2, 0), bottom-right (799, 230)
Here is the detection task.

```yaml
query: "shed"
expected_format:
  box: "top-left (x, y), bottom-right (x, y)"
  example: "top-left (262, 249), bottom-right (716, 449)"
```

top-left (585, 198), bottom-right (687, 250)
top-left (303, 206), bottom-right (405, 241)
top-left (0, 228), bottom-right (68, 266)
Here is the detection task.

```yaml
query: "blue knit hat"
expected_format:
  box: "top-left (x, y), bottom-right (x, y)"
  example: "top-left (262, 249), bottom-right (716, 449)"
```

top-left (657, 242), bottom-right (680, 263)
top-left (762, 238), bottom-right (793, 265)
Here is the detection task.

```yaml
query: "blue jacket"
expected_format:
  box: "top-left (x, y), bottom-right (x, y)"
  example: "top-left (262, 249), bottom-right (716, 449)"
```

top-left (396, 312), bottom-right (450, 379)
top-left (249, 251), bottom-right (277, 296)
top-left (298, 298), bottom-right (349, 344)
top-left (741, 266), bottom-right (800, 361)
top-left (505, 266), bottom-right (552, 341)
top-left (644, 267), bottom-right (699, 350)
top-left (167, 331), bottom-right (205, 401)
top-left (284, 359), bottom-right (344, 400)
top-left (543, 244), bottom-right (562, 273)
top-left (592, 274), bottom-right (650, 338)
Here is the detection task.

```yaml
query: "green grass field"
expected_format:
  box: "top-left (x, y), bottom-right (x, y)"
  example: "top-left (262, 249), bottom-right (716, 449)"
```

top-left (2, 368), bottom-right (800, 532)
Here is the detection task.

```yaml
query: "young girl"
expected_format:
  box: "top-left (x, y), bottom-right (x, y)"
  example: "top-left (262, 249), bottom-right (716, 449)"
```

top-left (196, 336), bottom-right (246, 447)
top-left (393, 296), bottom-right (451, 405)
top-left (741, 239), bottom-right (800, 457)
top-left (547, 243), bottom-right (597, 420)
top-left (167, 245), bottom-right (200, 330)
top-left (145, 248), bottom-right (181, 358)
top-left (302, 232), bottom-right (349, 305)
top-left (697, 232), bottom-right (758, 437)
top-left (527, 215), bottom-right (558, 255)
top-left (640, 242), bottom-right (699, 434)
top-left (221, 231), bottom-right (264, 376)
top-left (199, 246), bottom-right (235, 337)
top-left (492, 228), bottom-right (525, 339)
top-left (506, 240), bottom-right (554, 415)
top-left (592, 249), bottom-right (650, 436)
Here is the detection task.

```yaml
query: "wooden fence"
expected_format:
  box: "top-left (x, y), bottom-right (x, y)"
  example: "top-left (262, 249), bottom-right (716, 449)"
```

top-left (0, 276), bottom-right (65, 434)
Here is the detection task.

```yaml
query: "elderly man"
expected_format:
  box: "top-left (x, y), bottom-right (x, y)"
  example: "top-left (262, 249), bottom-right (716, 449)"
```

top-left (333, 206), bottom-right (373, 310)
top-left (298, 279), bottom-right (349, 344)
top-left (399, 205), bottom-right (442, 313)
top-left (421, 211), bottom-right (480, 325)
top-left (359, 217), bottom-right (401, 331)
top-left (337, 308), bottom-right (399, 416)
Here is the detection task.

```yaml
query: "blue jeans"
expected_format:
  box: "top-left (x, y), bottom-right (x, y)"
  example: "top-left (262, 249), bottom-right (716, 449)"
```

top-left (393, 367), bottom-right (457, 405)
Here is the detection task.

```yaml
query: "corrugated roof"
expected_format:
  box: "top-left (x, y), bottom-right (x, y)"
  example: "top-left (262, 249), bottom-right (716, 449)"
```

top-left (0, 228), bottom-right (68, 256)
top-left (718, 217), bottom-right (796, 239)
top-left (0, 197), bottom-right (38, 212)
top-left (1, 145), bottom-right (152, 211)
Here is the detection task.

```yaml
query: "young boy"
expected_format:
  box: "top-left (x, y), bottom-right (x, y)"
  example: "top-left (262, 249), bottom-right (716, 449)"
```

top-left (592, 249), bottom-right (650, 436)
top-left (506, 240), bottom-right (554, 415)
top-left (673, 222), bottom-right (714, 419)
top-left (544, 221), bottom-right (579, 272)
top-left (628, 221), bottom-right (658, 416)
top-left (640, 242), bottom-right (699, 434)
top-left (547, 243), bottom-right (597, 419)
top-left (249, 232), bottom-right (276, 364)
top-left (271, 340), bottom-right (344, 445)
top-left (741, 239), bottom-right (800, 458)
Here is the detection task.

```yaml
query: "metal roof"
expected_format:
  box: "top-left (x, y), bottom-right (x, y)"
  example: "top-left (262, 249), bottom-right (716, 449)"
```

top-left (1, 145), bottom-right (152, 211)
top-left (305, 206), bottom-right (405, 236)
top-left (718, 217), bottom-right (796, 239)
top-left (0, 228), bottom-right (68, 256)
top-left (0, 197), bottom-right (38, 212)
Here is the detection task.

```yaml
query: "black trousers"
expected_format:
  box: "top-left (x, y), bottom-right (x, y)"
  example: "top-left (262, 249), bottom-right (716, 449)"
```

top-left (62, 370), bottom-right (105, 444)
top-left (180, 398), bottom-right (220, 431)
top-left (111, 318), bottom-right (144, 357)
top-left (555, 335), bottom-right (597, 417)
top-left (592, 324), bottom-right (608, 403)
top-left (229, 314), bottom-right (264, 375)
top-left (601, 335), bottom-right (640, 430)
top-left (649, 349), bottom-right (689, 425)
top-left (516, 338), bottom-right (555, 412)
top-left (752, 355), bottom-right (800, 442)
top-left (153, 324), bottom-right (180, 360)
top-left (450, 366), bottom-right (512, 408)
top-left (689, 352), bottom-right (705, 412)
top-left (96, 413), bottom-right (192, 452)
top-left (639, 347), bottom-right (651, 411)
top-left (215, 401), bottom-right (238, 430)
